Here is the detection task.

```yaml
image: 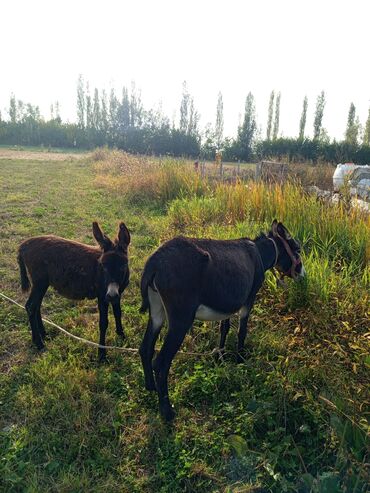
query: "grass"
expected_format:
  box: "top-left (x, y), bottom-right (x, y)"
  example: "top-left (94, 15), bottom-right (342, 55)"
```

top-left (0, 151), bottom-right (369, 492)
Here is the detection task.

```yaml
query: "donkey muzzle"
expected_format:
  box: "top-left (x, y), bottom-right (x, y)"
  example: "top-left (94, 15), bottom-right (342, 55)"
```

top-left (105, 282), bottom-right (120, 304)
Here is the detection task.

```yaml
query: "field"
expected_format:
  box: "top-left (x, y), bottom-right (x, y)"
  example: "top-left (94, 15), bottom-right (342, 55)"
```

top-left (0, 150), bottom-right (369, 492)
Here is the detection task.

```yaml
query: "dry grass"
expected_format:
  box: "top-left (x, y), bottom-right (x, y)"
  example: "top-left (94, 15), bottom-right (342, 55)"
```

top-left (286, 162), bottom-right (335, 190)
top-left (0, 147), bottom-right (89, 161)
top-left (93, 149), bottom-right (209, 206)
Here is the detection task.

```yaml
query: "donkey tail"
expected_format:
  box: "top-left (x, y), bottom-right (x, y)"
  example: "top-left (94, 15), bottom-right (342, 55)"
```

top-left (18, 251), bottom-right (30, 292)
top-left (140, 259), bottom-right (156, 313)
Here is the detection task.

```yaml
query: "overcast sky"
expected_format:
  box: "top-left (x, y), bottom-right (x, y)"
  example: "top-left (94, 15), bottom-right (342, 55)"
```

top-left (1, 0), bottom-right (369, 140)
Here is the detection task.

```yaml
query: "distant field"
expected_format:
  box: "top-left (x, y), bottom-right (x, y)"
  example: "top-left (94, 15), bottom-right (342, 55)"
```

top-left (0, 151), bottom-right (368, 492)
top-left (0, 146), bottom-right (90, 161)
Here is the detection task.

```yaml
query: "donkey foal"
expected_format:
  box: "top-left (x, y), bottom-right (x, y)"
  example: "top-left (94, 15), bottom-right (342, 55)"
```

top-left (18, 221), bottom-right (130, 361)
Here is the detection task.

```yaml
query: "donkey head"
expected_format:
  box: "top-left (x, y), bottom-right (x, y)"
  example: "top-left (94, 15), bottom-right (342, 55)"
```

top-left (269, 219), bottom-right (305, 280)
top-left (93, 221), bottom-right (131, 304)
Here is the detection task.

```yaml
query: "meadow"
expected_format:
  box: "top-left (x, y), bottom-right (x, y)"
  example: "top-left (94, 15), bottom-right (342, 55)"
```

top-left (0, 149), bottom-right (369, 492)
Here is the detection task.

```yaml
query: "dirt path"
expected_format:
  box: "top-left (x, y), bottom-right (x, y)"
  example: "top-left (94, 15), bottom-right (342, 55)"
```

top-left (0, 148), bottom-right (90, 161)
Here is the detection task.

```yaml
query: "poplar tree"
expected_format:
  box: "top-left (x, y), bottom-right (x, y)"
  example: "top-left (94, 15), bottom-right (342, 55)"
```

top-left (100, 90), bottom-right (109, 135)
top-left (76, 75), bottom-right (85, 128)
top-left (118, 87), bottom-right (130, 130)
top-left (188, 98), bottom-right (200, 137)
top-left (92, 89), bottom-right (101, 130)
top-left (313, 90), bottom-right (326, 140)
top-left (130, 82), bottom-right (143, 127)
top-left (272, 92), bottom-right (281, 140)
top-left (299, 96), bottom-right (308, 140)
top-left (85, 82), bottom-right (93, 129)
top-left (9, 94), bottom-right (17, 123)
top-left (108, 88), bottom-right (120, 142)
top-left (179, 81), bottom-right (190, 132)
top-left (215, 91), bottom-right (224, 149)
top-left (266, 90), bottom-right (274, 140)
top-left (364, 107), bottom-right (370, 145)
top-left (238, 92), bottom-right (257, 160)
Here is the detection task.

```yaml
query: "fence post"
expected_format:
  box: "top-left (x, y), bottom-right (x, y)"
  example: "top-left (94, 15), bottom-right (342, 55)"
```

top-left (256, 161), bottom-right (262, 181)
top-left (201, 161), bottom-right (205, 179)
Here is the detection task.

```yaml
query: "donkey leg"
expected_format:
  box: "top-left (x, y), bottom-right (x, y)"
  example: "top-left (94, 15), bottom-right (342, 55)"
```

top-left (215, 318), bottom-right (231, 362)
top-left (139, 319), bottom-right (163, 391)
top-left (219, 318), bottom-right (231, 350)
top-left (237, 316), bottom-right (249, 363)
top-left (112, 302), bottom-right (125, 338)
top-left (237, 295), bottom-right (257, 363)
top-left (139, 287), bottom-right (165, 391)
top-left (98, 298), bottom-right (109, 362)
top-left (35, 284), bottom-right (48, 338)
top-left (153, 313), bottom-right (193, 422)
top-left (25, 285), bottom-right (47, 350)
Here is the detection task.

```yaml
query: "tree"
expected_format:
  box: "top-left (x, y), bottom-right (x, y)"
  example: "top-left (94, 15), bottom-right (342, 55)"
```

top-left (345, 102), bottom-right (360, 145)
top-left (188, 98), bottom-right (200, 138)
top-left (76, 75), bottom-right (85, 128)
top-left (215, 92), bottom-right (224, 149)
top-left (92, 88), bottom-right (101, 130)
top-left (313, 90), bottom-right (325, 140)
top-left (130, 82), bottom-right (143, 127)
top-left (9, 94), bottom-right (17, 123)
top-left (55, 101), bottom-right (60, 120)
top-left (237, 92), bottom-right (257, 160)
top-left (179, 81), bottom-right (190, 132)
top-left (85, 82), bottom-right (93, 129)
top-left (100, 89), bottom-right (109, 135)
top-left (266, 90), bottom-right (274, 140)
top-left (272, 92), bottom-right (281, 140)
top-left (117, 87), bottom-right (130, 131)
top-left (108, 88), bottom-right (119, 141)
top-left (299, 96), bottom-right (308, 140)
top-left (364, 107), bottom-right (370, 146)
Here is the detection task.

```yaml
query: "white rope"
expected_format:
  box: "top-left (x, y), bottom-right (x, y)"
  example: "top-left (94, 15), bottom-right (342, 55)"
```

top-left (0, 291), bottom-right (220, 358)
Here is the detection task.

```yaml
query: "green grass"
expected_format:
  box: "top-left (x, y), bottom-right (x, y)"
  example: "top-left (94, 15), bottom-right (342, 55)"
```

top-left (0, 155), bottom-right (369, 492)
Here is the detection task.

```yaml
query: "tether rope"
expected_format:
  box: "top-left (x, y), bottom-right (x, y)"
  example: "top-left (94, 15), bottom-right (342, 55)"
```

top-left (0, 292), bottom-right (222, 358)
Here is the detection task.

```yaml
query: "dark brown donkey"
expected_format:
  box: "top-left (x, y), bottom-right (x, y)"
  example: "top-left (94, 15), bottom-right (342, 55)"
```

top-left (18, 222), bottom-right (130, 361)
top-left (139, 220), bottom-right (305, 421)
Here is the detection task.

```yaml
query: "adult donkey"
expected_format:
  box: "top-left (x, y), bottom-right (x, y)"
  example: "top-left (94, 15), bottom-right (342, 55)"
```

top-left (18, 221), bottom-right (130, 362)
top-left (140, 220), bottom-right (305, 421)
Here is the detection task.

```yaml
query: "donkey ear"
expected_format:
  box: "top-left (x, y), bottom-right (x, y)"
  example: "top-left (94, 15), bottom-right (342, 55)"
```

top-left (92, 222), bottom-right (114, 251)
top-left (117, 222), bottom-right (131, 250)
top-left (271, 219), bottom-right (279, 237)
top-left (277, 222), bottom-right (292, 239)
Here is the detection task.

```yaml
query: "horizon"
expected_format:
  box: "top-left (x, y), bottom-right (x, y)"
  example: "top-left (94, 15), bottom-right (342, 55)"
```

top-left (1, 0), bottom-right (370, 141)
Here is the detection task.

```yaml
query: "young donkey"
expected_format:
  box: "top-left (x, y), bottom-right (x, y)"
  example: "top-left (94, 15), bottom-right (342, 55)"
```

top-left (140, 220), bottom-right (305, 421)
top-left (18, 222), bottom-right (130, 361)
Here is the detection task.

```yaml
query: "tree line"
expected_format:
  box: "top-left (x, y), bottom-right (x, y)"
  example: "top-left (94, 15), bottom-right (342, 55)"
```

top-left (1, 77), bottom-right (370, 164)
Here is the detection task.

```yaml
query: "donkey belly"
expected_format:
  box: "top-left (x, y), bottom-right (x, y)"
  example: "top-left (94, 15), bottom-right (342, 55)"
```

top-left (195, 304), bottom-right (232, 321)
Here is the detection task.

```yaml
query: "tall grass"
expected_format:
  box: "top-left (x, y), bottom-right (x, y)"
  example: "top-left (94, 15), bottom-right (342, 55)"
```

top-left (93, 150), bottom-right (209, 207)
top-left (168, 181), bottom-right (370, 269)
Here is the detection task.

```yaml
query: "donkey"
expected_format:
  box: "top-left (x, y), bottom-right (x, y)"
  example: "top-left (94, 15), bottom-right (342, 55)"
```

top-left (139, 220), bottom-right (305, 421)
top-left (18, 221), bottom-right (131, 362)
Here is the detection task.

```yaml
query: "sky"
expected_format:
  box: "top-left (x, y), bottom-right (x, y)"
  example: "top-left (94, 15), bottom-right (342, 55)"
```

top-left (1, 0), bottom-right (369, 140)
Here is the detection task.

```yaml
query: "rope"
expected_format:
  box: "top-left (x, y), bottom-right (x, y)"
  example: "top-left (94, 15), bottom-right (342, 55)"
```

top-left (0, 292), bottom-right (220, 358)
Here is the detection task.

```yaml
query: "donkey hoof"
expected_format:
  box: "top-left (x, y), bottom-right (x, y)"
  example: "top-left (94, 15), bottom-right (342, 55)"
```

top-left (160, 404), bottom-right (176, 422)
top-left (98, 355), bottom-right (109, 364)
top-left (116, 329), bottom-right (125, 339)
top-left (214, 348), bottom-right (226, 363)
top-left (236, 352), bottom-right (247, 364)
top-left (33, 340), bottom-right (45, 351)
